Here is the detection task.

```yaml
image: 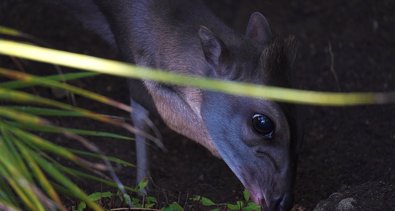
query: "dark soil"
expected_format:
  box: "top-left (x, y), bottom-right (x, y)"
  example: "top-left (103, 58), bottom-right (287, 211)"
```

top-left (1, 0), bottom-right (394, 210)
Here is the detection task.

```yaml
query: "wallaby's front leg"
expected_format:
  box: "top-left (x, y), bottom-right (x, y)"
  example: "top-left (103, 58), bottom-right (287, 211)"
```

top-left (130, 99), bottom-right (150, 192)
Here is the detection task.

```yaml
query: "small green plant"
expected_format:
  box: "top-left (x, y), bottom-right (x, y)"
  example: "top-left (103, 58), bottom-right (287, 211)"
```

top-left (130, 180), bottom-right (157, 209)
top-left (162, 202), bottom-right (184, 211)
top-left (191, 195), bottom-right (216, 207)
top-left (74, 180), bottom-right (262, 211)
top-left (191, 190), bottom-right (261, 211)
top-left (74, 192), bottom-right (113, 211)
top-left (73, 180), bottom-right (182, 211)
top-left (225, 190), bottom-right (261, 211)
top-left (0, 35), bottom-right (138, 210)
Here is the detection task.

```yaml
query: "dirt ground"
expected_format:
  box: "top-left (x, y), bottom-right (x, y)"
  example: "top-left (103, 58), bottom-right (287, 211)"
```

top-left (1, 0), bottom-right (394, 210)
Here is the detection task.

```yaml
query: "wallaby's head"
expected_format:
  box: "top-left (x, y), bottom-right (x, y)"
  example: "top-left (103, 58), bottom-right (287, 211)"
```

top-left (141, 10), bottom-right (298, 211)
top-left (198, 12), bottom-right (298, 211)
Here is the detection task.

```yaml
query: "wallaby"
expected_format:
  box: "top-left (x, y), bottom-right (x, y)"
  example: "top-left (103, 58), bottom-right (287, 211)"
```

top-left (54, 0), bottom-right (299, 210)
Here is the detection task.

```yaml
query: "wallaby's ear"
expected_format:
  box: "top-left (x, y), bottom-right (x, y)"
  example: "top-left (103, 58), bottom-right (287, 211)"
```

top-left (246, 12), bottom-right (272, 44)
top-left (198, 26), bottom-right (224, 67)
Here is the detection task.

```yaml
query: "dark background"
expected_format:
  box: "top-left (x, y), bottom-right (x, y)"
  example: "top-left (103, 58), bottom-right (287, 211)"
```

top-left (1, 0), bottom-right (394, 210)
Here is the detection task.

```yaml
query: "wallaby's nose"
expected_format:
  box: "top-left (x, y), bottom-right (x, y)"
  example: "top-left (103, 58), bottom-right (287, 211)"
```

top-left (280, 194), bottom-right (293, 211)
top-left (268, 194), bottom-right (293, 211)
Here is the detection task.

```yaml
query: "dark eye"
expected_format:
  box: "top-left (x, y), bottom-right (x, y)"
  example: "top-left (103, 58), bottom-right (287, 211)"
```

top-left (252, 113), bottom-right (275, 138)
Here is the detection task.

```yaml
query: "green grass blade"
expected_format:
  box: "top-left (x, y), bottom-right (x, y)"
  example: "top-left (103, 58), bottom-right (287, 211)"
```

top-left (0, 87), bottom-right (82, 111)
top-left (0, 138), bottom-right (45, 211)
top-left (0, 108), bottom-right (129, 170)
top-left (69, 149), bottom-right (135, 167)
top-left (0, 88), bottom-right (159, 145)
top-left (7, 121), bottom-right (134, 141)
top-left (31, 153), bottom-right (103, 211)
top-left (59, 165), bottom-right (136, 192)
top-left (1, 106), bottom-right (87, 117)
top-left (15, 141), bottom-right (66, 211)
top-left (0, 88), bottom-right (110, 123)
top-left (0, 40), bottom-right (394, 106)
top-left (0, 26), bottom-right (25, 37)
top-left (0, 68), bottom-right (130, 112)
top-left (0, 71), bottom-right (98, 90)
top-left (0, 166), bottom-right (20, 207)
top-left (6, 125), bottom-right (81, 163)
top-left (0, 200), bottom-right (21, 211)
top-left (39, 152), bottom-right (136, 192)
top-left (0, 87), bottom-right (122, 124)
top-left (0, 182), bottom-right (18, 207)
top-left (0, 126), bottom-right (32, 182)
top-left (7, 125), bottom-right (113, 176)
top-left (3, 178), bottom-right (36, 210)
top-left (0, 107), bottom-right (49, 127)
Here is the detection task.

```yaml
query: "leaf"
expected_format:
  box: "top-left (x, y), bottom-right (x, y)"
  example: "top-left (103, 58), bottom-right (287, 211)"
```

top-left (31, 153), bottom-right (103, 211)
top-left (54, 164), bottom-right (135, 192)
top-left (190, 195), bottom-right (201, 201)
top-left (131, 197), bottom-right (141, 207)
top-left (226, 203), bottom-right (240, 210)
top-left (146, 196), bottom-right (157, 204)
top-left (87, 192), bottom-right (112, 201)
top-left (0, 67), bottom-right (130, 112)
top-left (70, 149), bottom-right (134, 167)
top-left (9, 126), bottom-right (80, 162)
top-left (227, 201), bottom-right (244, 211)
top-left (0, 200), bottom-right (20, 211)
top-left (162, 202), bottom-right (184, 211)
top-left (15, 141), bottom-right (66, 211)
top-left (0, 138), bottom-right (46, 211)
top-left (1, 106), bottom-right (84, 117)
top-left (76, 201), bottom-right (86, 211)
top-left (7, 121), bottom-right (134, 141)
top-left (76, 192), bottom-right (112, 211)
top-left (0, 72), bottom-right (97, 90)
top-left (200, 197), bottom-right (216, 206)
top-left (190, 195), bottom-right (215, 206)
top-left (0, 26), bottom-right (25, 37)
top-left (243, 189), bottom-right (250, 202)
top-left (137, 179), bottom-right (149, 192)
top-left (243, 202), bottom-right (261, 211)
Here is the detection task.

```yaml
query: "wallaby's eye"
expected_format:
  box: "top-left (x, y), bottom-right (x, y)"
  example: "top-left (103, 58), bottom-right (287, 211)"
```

top-left (252, 113), bottom-right (274, 138)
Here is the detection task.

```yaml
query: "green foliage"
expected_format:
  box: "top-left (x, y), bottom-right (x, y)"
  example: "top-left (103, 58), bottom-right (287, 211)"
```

top-left (0, 66), bottom-right (136, 211)
top-left (71, 184), bottom-right (262, 211)
top-left (226, 201), bottom-right (261, 211)
top-left (243, 189), bottom-right (250, 201)
top-left (191, 195), bottom-right (216, 206)
top-left (75, 192), bottom-right (112, 211)
top-left (136, 179), bottom-right (149, 192)
top-left (162, 202), bottom-right (184, 211)
top-left (191, 190), bottom-right (261, 211)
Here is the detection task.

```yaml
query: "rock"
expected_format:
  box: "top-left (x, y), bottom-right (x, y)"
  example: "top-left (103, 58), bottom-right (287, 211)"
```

top-left (313, 181), bottom-right (395, 211)
top-left (336, 198), bottom-right (357, 211)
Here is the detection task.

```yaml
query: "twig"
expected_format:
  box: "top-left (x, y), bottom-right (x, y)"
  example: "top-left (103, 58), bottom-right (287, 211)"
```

top-left (328, 42), bottom-right (341, 91)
